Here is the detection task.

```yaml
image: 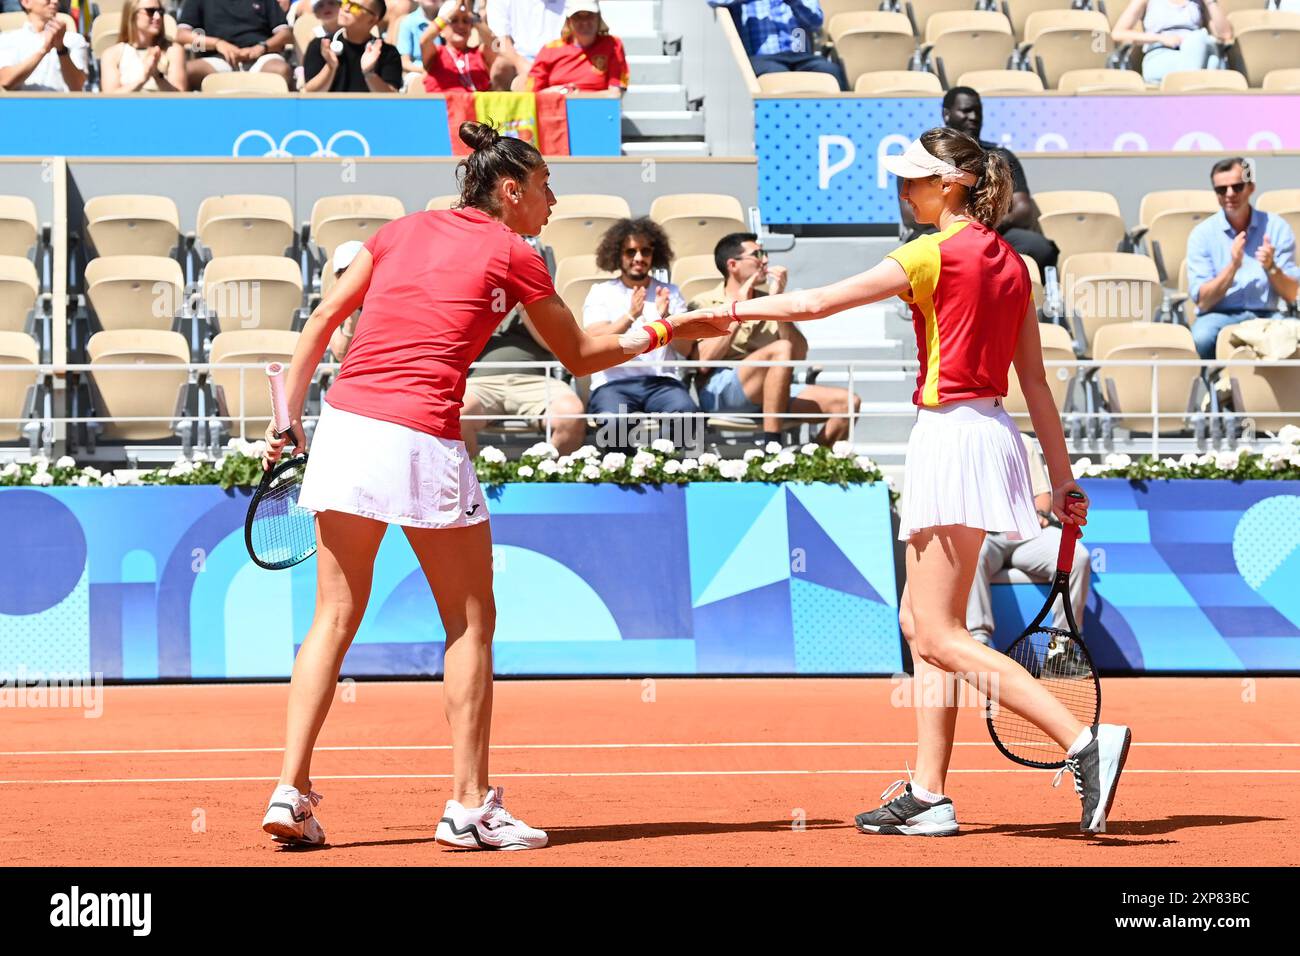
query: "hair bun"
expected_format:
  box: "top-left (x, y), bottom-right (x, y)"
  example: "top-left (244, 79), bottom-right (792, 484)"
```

top-left (459, 122), bottom-right (502, 152)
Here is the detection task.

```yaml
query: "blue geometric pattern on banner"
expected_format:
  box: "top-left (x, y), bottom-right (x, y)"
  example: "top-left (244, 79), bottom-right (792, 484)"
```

top-left (790, 578), bottom-right (901, 673)
top-left (693, 489), bottom-right (789, 608)
top-left (787, 482), bottom-right (896, 605)
top-left (785, 491), bottom-right (882, 602)
top-left (686, 483), bottom-right (780, 605)
top-left (692, 579), bottom-right (795, 673)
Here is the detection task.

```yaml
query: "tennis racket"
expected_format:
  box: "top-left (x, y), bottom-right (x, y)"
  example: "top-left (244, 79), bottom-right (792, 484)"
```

top-left (244, 363), bottom-right (316, 571)
top-left (987, 491), bottom-right (1100, 769)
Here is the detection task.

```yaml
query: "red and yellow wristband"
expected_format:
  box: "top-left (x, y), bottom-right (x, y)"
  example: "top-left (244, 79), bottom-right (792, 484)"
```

top-left (642, 318), bottom-right (673, 353)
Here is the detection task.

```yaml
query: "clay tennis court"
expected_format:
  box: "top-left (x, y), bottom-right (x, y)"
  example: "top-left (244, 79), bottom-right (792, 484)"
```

top-left (2, 677), bottom-right (1296, 867)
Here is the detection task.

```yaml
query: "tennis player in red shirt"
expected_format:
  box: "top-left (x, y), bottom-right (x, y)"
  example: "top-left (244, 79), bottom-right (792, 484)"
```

top-left (526, 0), bottom-right (628, 94)
top-left (258, 121), bottom-right (729, 851)
top-left (676, 127), bottom-right (1132, 837)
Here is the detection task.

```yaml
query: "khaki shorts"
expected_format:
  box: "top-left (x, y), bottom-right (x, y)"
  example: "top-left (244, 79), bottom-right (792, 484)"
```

top-left (465, 373), bottom-right (578, 419)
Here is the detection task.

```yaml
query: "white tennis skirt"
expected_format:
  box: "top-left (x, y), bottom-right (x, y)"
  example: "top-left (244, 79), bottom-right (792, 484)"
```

top-left (897, 396), bottom-right (1041, 543)
top-left (297, 400), bottom-right (489, 529)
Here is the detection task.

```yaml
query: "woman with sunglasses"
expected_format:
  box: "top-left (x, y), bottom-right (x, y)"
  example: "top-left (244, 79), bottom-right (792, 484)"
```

top-left (419, 0), bottom-right (497, 92)
top-left (101, 0), bottom-right (187, 93)
top-left (303, 0), bottom-right (403, 92)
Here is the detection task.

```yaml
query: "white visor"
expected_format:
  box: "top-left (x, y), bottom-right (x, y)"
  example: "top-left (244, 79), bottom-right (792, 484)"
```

top-left (881, 139), bottom-right (978, 186)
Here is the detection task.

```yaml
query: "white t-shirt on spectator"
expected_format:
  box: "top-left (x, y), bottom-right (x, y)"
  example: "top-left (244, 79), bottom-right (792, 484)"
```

top-left (486, 0), bottom-right (567, 60)
top-left (583, 276), bottom-right (687, 392)
top-left (0, 22), bottom-right (89, 91)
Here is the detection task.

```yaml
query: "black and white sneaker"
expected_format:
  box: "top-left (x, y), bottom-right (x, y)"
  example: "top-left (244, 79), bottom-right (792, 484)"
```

top-left (855, 780), bottom-right (959, 836)
top-left (1054, 723), bottom-right (1132, 833)
top-left (435, 786), bottom-right (548, 851)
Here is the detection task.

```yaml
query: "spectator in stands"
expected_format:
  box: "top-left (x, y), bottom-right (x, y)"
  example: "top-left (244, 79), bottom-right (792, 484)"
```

top-left (899, 88), bottom-right (1058, 275)
top-left (689, 232), bottom-right (861, 446)
top-left (526, 0), bottom-right (627, 94)
top-left (1112, 0), bottom-right (1233, 84)
top-left (177, 0), bottom-right (294, 90)
top-left (486, 0), bottom-right (566, 91)
top-left (461, 306), bottom-right (586, 456)
top-left (421, 0), bottom-right (499, 91)
top-left (0, 0), bottom-right (88, 92)
top-left (101, 0), bottom-right (189, 93)
top-left (1187, 156), bottom-right (1300, 359)
top-left (966, 433), bottom-right (1091, 652)
top-left (583, 218), bottom-right (700, 452)
top-left (707, 0), bottom-right (846, 92)
top-left (288, 0), bottom-right (340, 35)
top-left (396, 0), bottom-right (437, 84)
top-left (303, 0), bottom-right (403, 92)
top-left (328, 241), bottom-right (365, 361)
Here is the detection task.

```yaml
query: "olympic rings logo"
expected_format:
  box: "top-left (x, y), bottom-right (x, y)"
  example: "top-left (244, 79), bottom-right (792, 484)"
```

top-left (232, 129), bottom-right (372, 157)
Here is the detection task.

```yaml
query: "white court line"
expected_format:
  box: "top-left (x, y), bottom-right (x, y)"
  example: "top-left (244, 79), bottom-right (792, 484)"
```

top-left (2, 769), bottom-right (1299, 786)
top-left (1, 741), bottom-right (1297, 757)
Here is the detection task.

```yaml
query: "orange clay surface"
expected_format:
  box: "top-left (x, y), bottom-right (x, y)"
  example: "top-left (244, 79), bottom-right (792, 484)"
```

top-left (1, 678), bottom-right (1296, 866)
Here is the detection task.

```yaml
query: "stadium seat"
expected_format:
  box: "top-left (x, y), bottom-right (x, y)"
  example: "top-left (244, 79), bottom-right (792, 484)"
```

top-left (1222, 346), bottom-right (1300, 434)
top-left (1211, 0), bottom-right (1270, 16)
top-left (201, 72), bottom-right (291, 94)
top-left (1092, 322), bottom-right (1205, 436)
top-left (756, 72), bottom-right (843, 93)
top-left (1133, 190), bottom-right (1219, 280)
top-left (426, 195), bottom-right (460, 211)
top-left (1159, 69), bottom-right (1249, 92)
top-left (554, 254), bottom-right (617, 320)
top-left (86, 329), bottom-right (192, 442)
top-left (821, 0), bottom-right (875, 27)
top-left (1019, 10), bottom-right (1112, 88)
top-left (1000, 0), bottom-right (1076, 42)
top-left (309, 195), bottom-right (405, 262)
top-left (827, 12), bottom-right (917, 86)
top-left (1056, 67), bottom-right (1145, 93)
top-left (853, 69), bottom-right (943, 93)
top-left (956, 68), bottom-right (1045, 92)
top-left (0, 12), bottom-right (27, 31)
top-left (90, 12), bottom-right (177, 58)
top-left (196, 195), bottom-right (295, 259)
top-left (892, 0), bottom-right (984, 37)
top-left (201, 255), bottom-right (305, 335)
top-left (1256, 189), bottom-right (1300, 243)
top-left (1004, 321), bottom-right (1077, 420)
top-left (1262, 67), bottom-right (1300, 91)
top-left (648, 194), bottom-right (748, 261)
top-left (208, 329), bottom-right (301, 440)
top-left (1022, 253), bottom-right (1045, 311)
top-left (1059, 251), bottom-right (1163, 354)
top-left (0, 330), bottom-right (40, 443)
top-left (84, 255), bottom-right (184, 333)
top-left (0, 196), bottom-right (38, 258)
top-left (922, 12), bottom-right (1016, 85)
top-left (0, 256), bottom-right (38, 334)
top-left (1035, 190), bottom-right (1126, 264)
top-left (1228, 10), bottom-right (1300, 86)
top-left (669, 253), bottom-right (719, 287)
top-left (83, 195), bottom-right (181, 258)
top-left (293, 13), bottom-right (322, 57)
top-left (538, 194), bottom-right (633, 263)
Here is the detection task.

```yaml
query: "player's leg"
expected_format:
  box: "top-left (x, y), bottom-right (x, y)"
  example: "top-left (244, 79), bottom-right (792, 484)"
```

top-left (965, 533), bottom-right (1015, 647)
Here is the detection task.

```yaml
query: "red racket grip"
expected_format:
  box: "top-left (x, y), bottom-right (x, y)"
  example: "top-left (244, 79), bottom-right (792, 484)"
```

top-left (1055, 491), bottom-right (1086, 574)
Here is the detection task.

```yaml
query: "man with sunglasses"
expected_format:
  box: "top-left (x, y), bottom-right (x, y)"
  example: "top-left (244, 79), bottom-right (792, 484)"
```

top-left (303, 0), bottom-right (402, 90)
top-left (0, 0), bottom-right (88, 91)
top-left (1186, 157), bottom-right (1300, 360)
top-left (177, 0), bottom-right (294, 89)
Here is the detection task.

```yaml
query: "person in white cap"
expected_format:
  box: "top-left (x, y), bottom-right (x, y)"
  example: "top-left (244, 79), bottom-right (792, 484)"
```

top-left (676, 126), bottom-right (1131, 838)
top-left (327, 240), bottom-right (365, 361)
top-left (526, 0), bottom-right (627, 94)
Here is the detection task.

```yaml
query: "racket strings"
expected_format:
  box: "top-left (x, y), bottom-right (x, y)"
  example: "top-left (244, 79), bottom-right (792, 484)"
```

top-left (249, 462), bottom-right (315, 569)
top-left (989, 626), bottom-right (1099, 765)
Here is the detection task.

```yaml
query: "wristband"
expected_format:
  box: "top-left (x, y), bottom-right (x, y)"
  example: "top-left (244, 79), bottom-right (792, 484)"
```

top-left (434, 16), bottom-right (448, 29)
top-left (729, 300), bottom-right (739, 323)
top-left (642, 318), bottom-right (673, 353)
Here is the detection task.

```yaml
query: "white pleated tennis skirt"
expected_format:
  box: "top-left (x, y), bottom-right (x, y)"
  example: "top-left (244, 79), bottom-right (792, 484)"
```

top-left (297, 400), bottom-right (488, 529)
top-left (897, 396), bottom-right (1041, 543)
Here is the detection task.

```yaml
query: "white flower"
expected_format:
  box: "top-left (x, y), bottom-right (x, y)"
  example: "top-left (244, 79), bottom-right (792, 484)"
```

top-left (1278, 424), bottom-right (1300, 447)
top-left (1161, 458), bottom-right (1179, 469)
top-left (662, 459), bottom-right (682, 475)
top-left (831, 440), bottom-right (853, 459)
top-left (1179, 453), bottom-right (1199, 467)
top-left (777, 450), bottom-right (796, 467)
top-left (82, 466), bottom-right (102, 480)
top-left (1214, 450), bottom-right (1241, 471)
top-left (580, 464), bottom-right (601, 481)
top-left (885, 475), bottom-right (897, 492)
top-left (1197, 453), bottom-right (1215, 466)
top-left (191, 451), bottom-right (209, 463)
top-left (100, 474), bottom-right (119, 488)
top-left (537, 459), bottom-right (559, 476)
top-left (743, 448), bottom-right (764, 462)
top-left (1085, 465), bottom-right (1104, 477)
top-left (30, 471), bottom-right (53, 486)
top-left (35, 459), bottom-right (49, 473)
top-left (1070, 457), bottom-right (1092, 479)
top-left (651, 438), bottom-right (675, 454)
top-left (761, 460), bottom-right (780, 475)
top-left (1271, 457), bottom-right (1286, 471)
top-left (479, 445), bottom-right (507, 464)
top-left (1289, 454), bottom-right (1300, 469)
top-left (698, 452), bottom-right (719, 468)
top-left (680, 458), bottom-right (698, 472)
top-left (1263, 445), bottom-right (1286, 463)
top-left (719, 460), bottom-right (748, 480)
top-left (800, 442), bottom-right (819, 456)
top-left (116, 472), bottom-right (141, 486)
top-left (1, 463), bottom-right (19, 477)
top-left (244, 440), bottom-right (267, 458)
top-left (55, 455), bottom-right (76, 469)
top-left (1104, 453), bottom-right (1132, 468)
top-left (572, 445), bottom-right (599, 460)
top-left (630, 463), bottom-right (646, 479)
top-left (854, 455), bottom-right (876, 472)
top-left (600, 452), bottom-right (627, 471)
top-left (517, 465), bottom-right (535, 478)
top-left (75, 475), bottom-right (91, 487)
top-left (524, 442), bottom-right (558, 460)
top-left (632, 450), bottom-right (658, 470)
top-left (1236, 444), bottom-right (1254, 458)
top-left (556, 455), bottom-right (573, 470)
top-left (764, 441), bottom-right (782, 455)
top-left (168, 459), bottom-right (195, 478)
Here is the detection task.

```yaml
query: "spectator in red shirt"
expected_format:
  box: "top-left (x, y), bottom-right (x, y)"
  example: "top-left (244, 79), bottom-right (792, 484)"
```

top-left (526, 0), bottom-right (627, 94)
top-left (421, 0), bottom-right (498, 91)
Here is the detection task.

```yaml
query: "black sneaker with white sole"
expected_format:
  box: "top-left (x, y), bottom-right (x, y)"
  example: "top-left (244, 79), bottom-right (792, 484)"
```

top-left (855, 781), bottom-right (959, 836)
top-left (1054, 723), bottom-right (1132, 833)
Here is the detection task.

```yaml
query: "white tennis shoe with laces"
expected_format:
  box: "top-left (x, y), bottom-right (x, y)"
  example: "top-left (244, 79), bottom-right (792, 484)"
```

top-left (435, 786), bottom-right (548, 851)
top-left (261, 784), bottom-right (326, 846)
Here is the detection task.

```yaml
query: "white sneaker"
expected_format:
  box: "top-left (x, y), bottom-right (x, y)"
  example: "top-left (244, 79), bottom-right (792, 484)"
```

top-left (262, 784), bottom-right (326, 845)
top-left (435, 786), bottom-right (548, 851)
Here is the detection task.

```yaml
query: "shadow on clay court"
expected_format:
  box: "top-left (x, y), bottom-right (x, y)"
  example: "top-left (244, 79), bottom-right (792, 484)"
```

top-left (971, 815), bottom-right (1280, 842)
top-left (544, 819), bottom-right (851, 846)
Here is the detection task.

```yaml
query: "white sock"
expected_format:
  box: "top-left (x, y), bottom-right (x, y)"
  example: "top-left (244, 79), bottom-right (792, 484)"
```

top-left (911, 782), bottom-right (944, 804)
top-left (1067, 727), bottom-right (1093, 757)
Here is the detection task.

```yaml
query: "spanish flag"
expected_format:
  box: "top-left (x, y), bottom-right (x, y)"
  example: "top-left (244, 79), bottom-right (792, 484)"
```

top-left (445, 91), bottom-right (571, 157)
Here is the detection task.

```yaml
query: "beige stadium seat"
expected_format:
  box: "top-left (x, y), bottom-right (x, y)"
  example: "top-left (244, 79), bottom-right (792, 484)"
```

top-left (1005, 321), bottom-right (1076, 419)
top-left (84, 195), bottom-right (181, 258)
top-left (293, 13), bottom-right (322, 57)
top-left (201, 72), bottom-right (291, 94)
top-left (1229, 11), bottom-right (1300, 86)
top-left (1093, 322), bottom-right (1203, 435)
top-left (426, 195), bottom-right (460, 211)
top-left (208, 329), bottom-right (301, 439)
top-left (86, 329), bottom-right (192, 441)
top-left (827, 12), bottom-right (917, 86)
top-left (554, 255), bottom-right (617, 319)
top-left (0, 330), bottom-right (40, 442)
top-left (1213, 0), bottom-right (1270, 16)
top-left (1159, 69), bottom-right (1249, 92)
top-left (1135, 190), bottom-right (1219, 277)
top-left (897, 0), bottom-right (983, 37)
top-left (0, 12), bottom-right (28, 31)
top-left (1256, 189), bottom-right (1300, 240)
top-left (1020, 10), bottom-right (1112, 88)
top-left (1000, 0), bottom-right (1075, 42)
top-left (1036, 190), bottom-right (1125, 264)
top-left (669, 253), bottom-right (718, 287)
top-left (822, 0), bottom-right (874, 27)
top-left (0, 196), bottom-right (39, 258)
top-left (1262, 67), bottom-right (1300, 91)
top-left (1022, 253), bottom-right (1044, 311)
top-left (925, 15), bottom-right (1017, 83)
top-left (0, 256), bottom-right (39, 334)
top-left (539, 194), bottom-right (633, 263)
top-left (309, 195), bottom-right (405, 261)
top-left (84, 255), bottom-right (185, 333)
top-left (196, 195), bottom-right (295, 259)
top-left (202, 255), bottom-right (304, 335)
top-left (1224, 347), bottom-right (1300, 433)
top-left (1056, 67), bottom-right (1145, 93)
top-left (854, 69), bottom-right (943, 93)
top-left (648, 194), bottom-right (749, 261)
top-left (757, 71), bottom-right (843, 94)
top-left (91, 12), bottom-right (177, 57)
top-left (1059, 251), bottom-right (1162, 354)
top-left (956, 68), bottom-right (1045, 92)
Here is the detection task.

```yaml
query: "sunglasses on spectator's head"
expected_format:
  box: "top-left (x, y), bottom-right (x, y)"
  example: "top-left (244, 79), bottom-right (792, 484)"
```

top-left (1214, 182), bottom-right (1248, 196)
top-left (342, 0), bottom-right (377, 16)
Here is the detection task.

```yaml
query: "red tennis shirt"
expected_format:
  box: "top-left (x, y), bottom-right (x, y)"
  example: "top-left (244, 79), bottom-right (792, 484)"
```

top-left (526, 34), bottom-right (629, 92)
top-left (887, 220), bottom-right (1032, 407)
top-left (324, 207), bottom-right (557, 440)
